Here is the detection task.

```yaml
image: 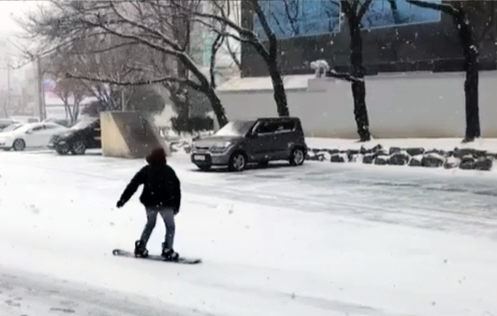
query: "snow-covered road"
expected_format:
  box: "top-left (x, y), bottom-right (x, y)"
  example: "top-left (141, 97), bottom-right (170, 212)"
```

top-left (0, 267), bottom-right (201, 316)
top-left (1, 150), bottom-right (497, 315)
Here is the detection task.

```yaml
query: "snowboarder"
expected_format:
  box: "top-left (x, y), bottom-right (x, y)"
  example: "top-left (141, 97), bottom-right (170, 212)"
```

top-left (116, 147), bottom-right (181, 261)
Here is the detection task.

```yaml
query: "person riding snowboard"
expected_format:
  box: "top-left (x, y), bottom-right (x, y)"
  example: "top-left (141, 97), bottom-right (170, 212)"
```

top-left (116, 147), bottom-right (181, 261)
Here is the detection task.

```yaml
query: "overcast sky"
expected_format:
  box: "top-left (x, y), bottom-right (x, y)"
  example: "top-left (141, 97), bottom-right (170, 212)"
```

top-left (0, 1), bottom-right (42, 35)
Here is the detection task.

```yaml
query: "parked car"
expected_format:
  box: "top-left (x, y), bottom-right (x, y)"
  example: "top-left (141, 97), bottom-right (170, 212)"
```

top-left (43, 118), bottom-right (71, 127)
top-left (0, 122), bottom-right (67, 151)
top-left (10, 116), bottom-right (40, 124)
top-left (1, 122), bottom-right (22, 133)
top-left (49, 118), bottom-right (101, 155)
top-left (191, 117), bottom-right (307, 171)
top-left (0, 119), bottom-right (19, 131)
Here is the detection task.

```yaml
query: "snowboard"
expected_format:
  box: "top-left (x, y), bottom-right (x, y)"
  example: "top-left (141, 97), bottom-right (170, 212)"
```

top-left (112, 249), bottom-right (202, 264)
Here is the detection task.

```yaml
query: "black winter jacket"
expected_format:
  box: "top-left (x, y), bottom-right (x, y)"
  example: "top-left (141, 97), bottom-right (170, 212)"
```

top-left (119, 164), bottom-right (181, 211)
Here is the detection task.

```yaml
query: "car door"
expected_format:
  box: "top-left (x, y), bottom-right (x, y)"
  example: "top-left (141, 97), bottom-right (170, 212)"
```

top-left (273, 120), bottom-right (297, 159)
top-left (37, 124), bottom-right (66, 147)
top-left (40, 124), bottom-right (64, 146)
top-left (25, 125), bottom-right (46, 147)
top-left (247, 120), bottom-right (279, 161)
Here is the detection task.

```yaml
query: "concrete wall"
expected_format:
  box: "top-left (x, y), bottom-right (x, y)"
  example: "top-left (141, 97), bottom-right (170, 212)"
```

top-left (101, 111), bottom-right (167, 159)
top-left (217, 71), bottom-right (497, 138)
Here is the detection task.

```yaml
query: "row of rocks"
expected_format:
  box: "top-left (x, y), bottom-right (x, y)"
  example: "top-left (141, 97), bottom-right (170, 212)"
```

top-left (306, 145), bottom-right (494, 171)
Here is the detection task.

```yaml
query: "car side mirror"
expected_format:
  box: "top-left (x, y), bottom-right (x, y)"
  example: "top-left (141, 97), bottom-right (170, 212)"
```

top-left (250, 132), bottom-right (258, 138)
top-left (26, 130), bottom-right (32, 134)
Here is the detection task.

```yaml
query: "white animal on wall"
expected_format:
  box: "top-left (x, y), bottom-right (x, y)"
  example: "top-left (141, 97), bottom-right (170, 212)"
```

top-left (310, 59), bottom-right (330, 78)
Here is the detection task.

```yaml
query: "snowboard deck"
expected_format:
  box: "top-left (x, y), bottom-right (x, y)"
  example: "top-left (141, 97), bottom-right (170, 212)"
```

top-left (112, 249), bottom-right (202, 264)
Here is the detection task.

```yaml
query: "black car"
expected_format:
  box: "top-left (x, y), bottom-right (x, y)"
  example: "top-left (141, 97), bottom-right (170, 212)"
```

top-left (49, 119), bottom-right (101, 155)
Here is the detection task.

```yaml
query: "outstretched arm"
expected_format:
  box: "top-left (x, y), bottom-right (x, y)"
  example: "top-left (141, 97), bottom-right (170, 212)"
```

top-left (117, 168), bottom-right (146, 207)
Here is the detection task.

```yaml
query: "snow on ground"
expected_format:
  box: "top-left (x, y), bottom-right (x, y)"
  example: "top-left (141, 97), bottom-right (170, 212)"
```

top-left (307, 137), bottom-right (497, 152)
top-left (1, 150), bottom-right (497, 315)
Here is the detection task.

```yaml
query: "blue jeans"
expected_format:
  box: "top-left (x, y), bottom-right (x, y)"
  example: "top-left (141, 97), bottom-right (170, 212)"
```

top-left (140, 207), bottom-right (176, 249)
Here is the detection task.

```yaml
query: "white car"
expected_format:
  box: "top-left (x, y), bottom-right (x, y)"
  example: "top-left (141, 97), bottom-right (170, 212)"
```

top-left (0, 122), bottom-right (68, 151)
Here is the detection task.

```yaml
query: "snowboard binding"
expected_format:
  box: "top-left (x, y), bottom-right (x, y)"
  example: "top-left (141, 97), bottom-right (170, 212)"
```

top-left (134, 240), bottom-right (149, 258)
top-left (161, 243), bottom-right (179, 261)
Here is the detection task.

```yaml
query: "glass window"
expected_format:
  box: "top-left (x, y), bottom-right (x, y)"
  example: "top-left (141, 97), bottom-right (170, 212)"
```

top-left (275, 121), bottom-right (296, 133)
top-left (255, 121), bottom-right (280, 134)
top-left (30, 126), bottom-right (44, 132)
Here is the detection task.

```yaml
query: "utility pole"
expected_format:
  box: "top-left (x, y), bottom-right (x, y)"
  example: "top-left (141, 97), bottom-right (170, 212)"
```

top-left (121, 88), bottom-right (125, 111)
top-left (36, 55), bottom-right (46, 121)
top-left (6, 63), bottom-right (10, 117)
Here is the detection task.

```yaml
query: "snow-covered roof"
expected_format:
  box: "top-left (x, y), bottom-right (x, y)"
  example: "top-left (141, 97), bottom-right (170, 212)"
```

top-left (216, 74), bottom-right (314, 92)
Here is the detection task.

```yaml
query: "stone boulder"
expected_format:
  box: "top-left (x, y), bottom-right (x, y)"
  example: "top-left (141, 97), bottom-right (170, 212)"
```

top-left (389, 152), bottom-right (410, 166)
top-left (362, 154), bottom-right (376, 164)
top-left (409, 156), bottom-right (422, 167)
top-left (459, 155), bottom-right (476, 170)
top-left (405, 147), bottom-right (425, 156)
top-left (421, 154), bottom-right (445, 168)
top-left (453, 148), bottom-right (487, 159)
top-left (443, 157), bottom-right (460, 169)
top-left (389, 147), bottom-right (402, 155)
top-left (347, 149), bottom-right (360, 161)
top-left (474, 157), bottom-right (493, 171)
top-left (330, 154), bottom-right (346, 163)
top-left (374, 155), bottom-right (389, 165)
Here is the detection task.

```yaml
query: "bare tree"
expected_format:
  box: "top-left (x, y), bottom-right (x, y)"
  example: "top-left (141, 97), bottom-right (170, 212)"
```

top-left (24, 0), bottom-right (229, 127)
top-left (189, 0), bottom-right (291, 117)
top-left (407, 0), bottom-right (495, 142)
top-left (52, 78), bottom-right (86, 124)
top-left (326, 0), bottom-right (372, 142)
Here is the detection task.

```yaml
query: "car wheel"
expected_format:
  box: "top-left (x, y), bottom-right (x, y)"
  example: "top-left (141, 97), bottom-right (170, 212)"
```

top-left (56, 143), bottom-right (71, 155)
top-left (13, 139), bottom-right (26, 151)
top-left (71, 141), bottom-right (86, 155)
top-left (229, 152), bottom-right (247, 172)
top-left (289, 148), bottom-right (305, 166)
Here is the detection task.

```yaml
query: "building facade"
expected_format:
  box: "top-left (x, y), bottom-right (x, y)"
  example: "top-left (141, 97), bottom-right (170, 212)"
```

top-left (241, 0), bottom-right (497, 76)
top-left (216, 0), bottom-right (497, 138)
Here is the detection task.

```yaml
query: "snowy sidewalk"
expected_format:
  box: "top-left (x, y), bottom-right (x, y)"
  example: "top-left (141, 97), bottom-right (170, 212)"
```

top-left (306, 137), bottom-right (497, 152)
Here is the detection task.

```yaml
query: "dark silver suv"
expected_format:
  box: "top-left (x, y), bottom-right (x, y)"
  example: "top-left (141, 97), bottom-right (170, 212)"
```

top-left (191, 117), bottom-right (307, 171)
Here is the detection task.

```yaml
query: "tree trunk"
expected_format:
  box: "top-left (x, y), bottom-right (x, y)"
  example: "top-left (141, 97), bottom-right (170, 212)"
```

top-left (203, 85), bottom-right (228, 127)
top-left (72, 102), bottom-right (80, 124)
top-left (348, 18), bottom-right (371, 141)
top-left (464, 62), bottom-right (479, 141)
top-left (455, 12), bottom-right (480, 141)
top-left (268, 61), bottom-right (290, 117)
top-left (387, 0), bottom-right (402, 24)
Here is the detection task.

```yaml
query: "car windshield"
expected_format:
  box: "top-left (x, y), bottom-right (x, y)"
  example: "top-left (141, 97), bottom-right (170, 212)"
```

top-left (215, 121), bottom-right (254, 137)
top-left (2, 123), bottom-right (22, 132)
top-left (71, 119), bottom-right (97, 130)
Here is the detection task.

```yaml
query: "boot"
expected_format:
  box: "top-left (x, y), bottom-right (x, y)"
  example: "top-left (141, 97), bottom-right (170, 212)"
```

top-left (161, 242), bottom-right (179, 261)
top-left (134, 240), bottom-right (149, 258)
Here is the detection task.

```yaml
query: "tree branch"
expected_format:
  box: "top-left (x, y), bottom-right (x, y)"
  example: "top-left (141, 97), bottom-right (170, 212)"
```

top-left (108, 1), bottom-right (184, 52)
top-left (66, 73), bottom-right (203, 91)
top-left (358, 0), bottom-right (374, 19)
top-left (325, 69), bottom-right (364, 83)
top-left (406, 0), bottom-right (459, 16)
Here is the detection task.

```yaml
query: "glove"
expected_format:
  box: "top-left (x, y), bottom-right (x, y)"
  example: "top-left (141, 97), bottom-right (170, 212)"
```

top-left (116, 200), bottom-right (125, 208)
